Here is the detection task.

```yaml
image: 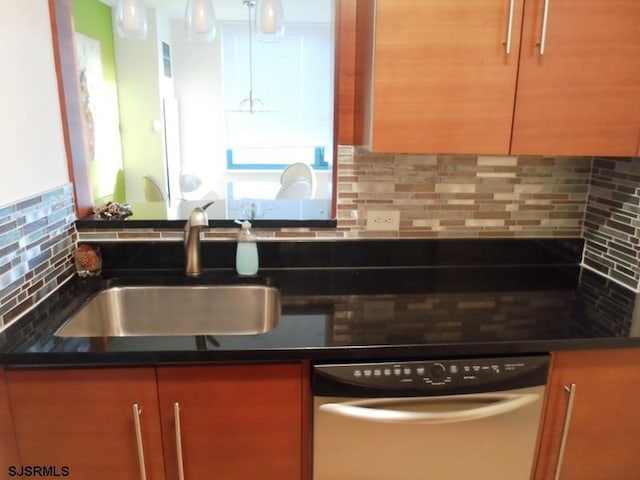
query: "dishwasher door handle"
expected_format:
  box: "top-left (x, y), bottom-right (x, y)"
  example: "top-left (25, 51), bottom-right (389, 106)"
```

top-left (318, 393), bottom-right (540, 424)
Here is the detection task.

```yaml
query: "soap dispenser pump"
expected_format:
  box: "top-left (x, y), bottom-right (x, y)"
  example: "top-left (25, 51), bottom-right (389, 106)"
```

top-left (235, 220), bottom-right (259, 276)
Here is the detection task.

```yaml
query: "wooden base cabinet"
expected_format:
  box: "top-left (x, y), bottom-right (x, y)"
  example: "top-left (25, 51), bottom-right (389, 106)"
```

top-left (533, 349), bottom-right (640, 480)
top-left (6, 363), bottom-right (306, 480)
top-left (6, 367), bottom-right (166, 480)
top-left (0, 367), bottom-right (19, 472)
top-left (158, 364), bottom-right (304, 480)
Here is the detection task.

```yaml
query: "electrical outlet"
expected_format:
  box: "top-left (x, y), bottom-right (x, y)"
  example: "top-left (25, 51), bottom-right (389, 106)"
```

top-left (366, 210), bottom-right (400, 231)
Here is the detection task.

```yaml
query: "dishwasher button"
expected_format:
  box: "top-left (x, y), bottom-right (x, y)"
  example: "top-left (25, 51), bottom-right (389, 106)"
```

top-left (364, 369), bottom-right (372, 377)
top-left (353, 370), bottom-right (362, 378)
top-left (403, 368), bottom-right (412, 376)
top-left (430, 363), bottom-right (447, 381)
top-left (416, 367), bottom-right (426, 375)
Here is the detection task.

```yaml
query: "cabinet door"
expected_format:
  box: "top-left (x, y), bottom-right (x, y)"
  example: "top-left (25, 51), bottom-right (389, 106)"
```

top-left (533, 349), bottom-right (640, 480)
top-left (6, 367), bottom-right (165, 480)
top-left (336, 0), bottom-right (357, 145)
top-left (158, 363), bottom-right (303, 480)
top-left (368, 0), bottom-right (523, 154)
top-left (0, 367), bottom-right (19, 471)
top-left (512, 0), bottom-right (640, 156)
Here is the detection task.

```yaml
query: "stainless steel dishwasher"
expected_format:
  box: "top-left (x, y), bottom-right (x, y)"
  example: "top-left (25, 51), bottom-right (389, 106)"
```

top-left (312, 355), bottom-right (549, 480)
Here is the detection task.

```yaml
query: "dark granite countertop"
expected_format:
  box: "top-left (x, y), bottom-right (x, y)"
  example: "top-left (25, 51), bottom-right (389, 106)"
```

top-left (0, 239), bottom-right (638, 367)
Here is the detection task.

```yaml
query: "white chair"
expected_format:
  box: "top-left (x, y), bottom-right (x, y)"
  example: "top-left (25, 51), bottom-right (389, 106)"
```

top-left (275, 179), bottom-right (312, 199)
top-left (179, 172), bottom-right (218, 201)
top-left (142, 175), bottom-right (165, 202)
top-left (277, 163), bottom-right (316, 199)
top-left (180, 173), bottom-right (203, 195)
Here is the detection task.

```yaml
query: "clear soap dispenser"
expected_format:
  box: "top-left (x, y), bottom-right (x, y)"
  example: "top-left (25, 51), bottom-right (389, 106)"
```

top-left (235, 220), bottom-right (259, 276)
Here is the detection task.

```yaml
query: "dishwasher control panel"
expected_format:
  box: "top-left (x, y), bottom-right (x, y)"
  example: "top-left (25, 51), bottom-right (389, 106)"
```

top-left (313, 355), bottom-right (549, 396)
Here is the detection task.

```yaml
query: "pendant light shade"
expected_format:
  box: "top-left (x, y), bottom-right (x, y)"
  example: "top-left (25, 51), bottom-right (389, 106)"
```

top-left (185, 0), bottom-right (217, 43)
top-left (255, 0), bottom-right (284, 42)
top-left (115, 0), bottom-right (148, 40)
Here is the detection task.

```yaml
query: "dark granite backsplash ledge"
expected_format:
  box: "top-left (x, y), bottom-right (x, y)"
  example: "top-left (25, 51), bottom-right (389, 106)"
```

top-left (94, 237), bottom-right (584, 272)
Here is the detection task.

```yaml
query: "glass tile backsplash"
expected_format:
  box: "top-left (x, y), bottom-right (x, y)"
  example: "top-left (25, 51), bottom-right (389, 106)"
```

top-left (583, 158), bottom-right (640, 291)
top-left (0, 184), bottom-right (76, 329)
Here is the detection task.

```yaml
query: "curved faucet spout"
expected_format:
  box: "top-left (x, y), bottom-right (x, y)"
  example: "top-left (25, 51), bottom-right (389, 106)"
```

top-left (184, 202), bottom-right (214, 276)
top-left (200, 200), bottom-right (215, 212)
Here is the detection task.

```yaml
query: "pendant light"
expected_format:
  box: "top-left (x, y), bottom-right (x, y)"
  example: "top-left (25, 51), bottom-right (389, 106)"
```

top-left (255, 0), bottom-right (284, 42)
top-left (115, 0), bottom-right (148, 40)
top-left (238, 0), bottom-right (265, 113)
top-left (184, 0), bottom-right (217, 43)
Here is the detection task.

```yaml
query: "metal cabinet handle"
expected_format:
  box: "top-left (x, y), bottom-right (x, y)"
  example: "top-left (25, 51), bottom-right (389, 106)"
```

top-left (132, 404), bottom-right (148, 480)
top-left (536, 0), bottom-right (551, 55)
top-left (554, 383), bottom-right (577, 480)
top-left (504, 0), bottom-right (516, 54)
top-left (174, 402), bottom-right (186, 480)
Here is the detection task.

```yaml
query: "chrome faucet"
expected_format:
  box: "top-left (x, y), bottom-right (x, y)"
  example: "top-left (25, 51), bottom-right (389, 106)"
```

top-left (184, 201), bottom-right (214, 276)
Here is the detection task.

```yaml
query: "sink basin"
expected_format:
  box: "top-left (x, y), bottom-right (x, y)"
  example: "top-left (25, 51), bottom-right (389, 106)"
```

top-left (55, 285), bottom-right (280, 337)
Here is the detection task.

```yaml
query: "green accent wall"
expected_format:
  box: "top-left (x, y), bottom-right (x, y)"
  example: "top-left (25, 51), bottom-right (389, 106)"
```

top-left (72, 0), bottom-right (126, 204)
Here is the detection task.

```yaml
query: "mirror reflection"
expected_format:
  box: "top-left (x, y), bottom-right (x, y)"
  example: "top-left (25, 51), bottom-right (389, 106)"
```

top-left (73, 0), bottom-right (335, 220)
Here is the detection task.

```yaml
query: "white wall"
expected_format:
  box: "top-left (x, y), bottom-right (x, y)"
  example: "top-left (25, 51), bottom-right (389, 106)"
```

top-left (0, 1), bottom-right (69, 207)
top-left (171, 20), bottom-right (227, 198)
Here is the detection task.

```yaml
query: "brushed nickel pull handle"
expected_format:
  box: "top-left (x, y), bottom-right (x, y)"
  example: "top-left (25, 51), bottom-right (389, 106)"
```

top-left (554, 383), bottom-right (577, 480)
top-left (536, 0), bottom-right (551, 55)
top-left (174, 402), bottom-right (186, 480)
top-left (505, 0), bottom-right (516, 54)
top-left (132, 404), bottom-right (147, 480)
top-left (320, 392), bottom-right (540, 424)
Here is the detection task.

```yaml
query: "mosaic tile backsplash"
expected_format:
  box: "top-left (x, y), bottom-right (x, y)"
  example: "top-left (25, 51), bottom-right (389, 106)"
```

top-left (0, 184), bottom-right (76, 329)
top-left (336, 148), bottom-right (591, 238)
top-left (583, 158), bottom-right (640, 291)
top-left (78, 147), bottom-right (592, 241)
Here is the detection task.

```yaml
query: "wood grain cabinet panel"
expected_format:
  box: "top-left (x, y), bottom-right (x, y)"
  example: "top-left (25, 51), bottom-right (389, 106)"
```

top-left (356, 0), bottom-right (524, 155)
top-left (336, 0), bottom-right (357, 145)
top-left (4, 363), bottom-right (307, 480)
top-left (0, 367), bottom-right (20, 472)
top-left (157, 363), bottom-right (304, 480)
top-left (347, 0), bottom-right (640, 157)
top-left (511, 0), bottom-right (640, 156)
top-left (533, 349), bottom-right (640, 480)
top-left (6, 367), bottom-right (165, 480)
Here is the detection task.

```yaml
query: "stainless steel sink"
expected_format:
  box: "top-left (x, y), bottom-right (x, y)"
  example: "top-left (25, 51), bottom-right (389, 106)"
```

top-left (55, 285), bottom-right (280, 337)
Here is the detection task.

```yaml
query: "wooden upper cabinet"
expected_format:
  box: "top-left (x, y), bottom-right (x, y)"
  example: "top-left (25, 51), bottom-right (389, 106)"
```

top-left (6, 368), bottom-right (165, 480)
top-left (357, 0), bottom-right (524, 155)
top-left (533, 349), bottom-right (640, 480)
top-left (512, 0), bottom-right (640, 156)
top-left (336, 0), bottom-right (358, 145)
top-left (157, 363), bottom-right (304, 480)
